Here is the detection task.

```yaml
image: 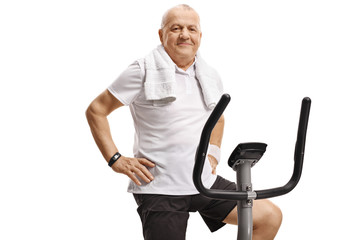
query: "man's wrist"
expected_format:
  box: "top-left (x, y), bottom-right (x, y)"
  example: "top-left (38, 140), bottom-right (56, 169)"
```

top-left (208, 144), bottom-right (221, 163)
top-left (108, 152), bottom-right (121, 167)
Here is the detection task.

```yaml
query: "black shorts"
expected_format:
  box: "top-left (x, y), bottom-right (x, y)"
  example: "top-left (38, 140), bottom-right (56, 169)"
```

top-left (133, 176), bottom-right (237, 240)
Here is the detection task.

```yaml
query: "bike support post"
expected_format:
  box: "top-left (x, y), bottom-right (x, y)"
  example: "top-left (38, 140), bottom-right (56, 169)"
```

top-left (234, 159), bottom-right (256, 240)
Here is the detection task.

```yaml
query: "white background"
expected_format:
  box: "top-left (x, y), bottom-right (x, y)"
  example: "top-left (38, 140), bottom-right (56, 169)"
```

top-left (1, 0), bottom-right (359, 239)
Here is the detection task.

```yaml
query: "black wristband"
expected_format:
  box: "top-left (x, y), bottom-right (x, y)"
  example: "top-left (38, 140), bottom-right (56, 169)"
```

top-left (108, 152), bottom-right (121, 167)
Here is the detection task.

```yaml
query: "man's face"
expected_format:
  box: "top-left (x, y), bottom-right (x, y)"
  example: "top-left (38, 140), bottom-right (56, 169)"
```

top-left (159, 8), bottom-right (202, 65)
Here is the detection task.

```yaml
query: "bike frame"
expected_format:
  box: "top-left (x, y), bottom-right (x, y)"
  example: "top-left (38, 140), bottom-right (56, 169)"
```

top-left (193, 94), bottom-right (311, 239)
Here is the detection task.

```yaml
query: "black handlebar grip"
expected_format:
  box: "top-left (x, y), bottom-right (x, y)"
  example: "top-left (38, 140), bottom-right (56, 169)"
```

top-left (193, 94), bottom-right (249, 200)
top-left (193, 94), bottom-right (230, 189)
top-left (255, 97), bottom-right (311, 199)
top-left (193, 95), bottom-right (311, 201)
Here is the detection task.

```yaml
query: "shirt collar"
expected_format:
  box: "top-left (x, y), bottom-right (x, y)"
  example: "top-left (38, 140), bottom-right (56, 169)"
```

top-left (175, 57), bottom-right (197, 76)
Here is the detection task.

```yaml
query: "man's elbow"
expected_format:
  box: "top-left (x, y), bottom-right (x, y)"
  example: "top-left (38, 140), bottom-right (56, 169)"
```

top-left (85, 104), bottom-right (93, 122)
top-left (85, 102), bottom-right (99, 122)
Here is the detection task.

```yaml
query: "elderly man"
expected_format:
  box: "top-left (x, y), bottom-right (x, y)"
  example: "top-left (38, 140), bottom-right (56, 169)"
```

top-left (86, 4), bottom-right (282, 240)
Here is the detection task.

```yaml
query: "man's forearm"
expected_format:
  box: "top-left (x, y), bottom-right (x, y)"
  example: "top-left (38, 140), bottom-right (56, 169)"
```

top-left (209, 114), bottom-right (225, 147)
top-left (207, 114), bottom-right (224, 173)
top-left (86, 106), bottom-right (118, 162)
top-left (85, 90), bottom-right (155, 184)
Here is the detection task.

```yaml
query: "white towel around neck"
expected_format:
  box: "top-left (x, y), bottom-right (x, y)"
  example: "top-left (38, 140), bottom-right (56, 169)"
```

top-left (144, 45), bottom-right (223, 109)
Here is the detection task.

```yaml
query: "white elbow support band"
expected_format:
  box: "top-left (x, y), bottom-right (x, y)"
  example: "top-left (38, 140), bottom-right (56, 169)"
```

top-left (208, 144), bottom-right (221, 163)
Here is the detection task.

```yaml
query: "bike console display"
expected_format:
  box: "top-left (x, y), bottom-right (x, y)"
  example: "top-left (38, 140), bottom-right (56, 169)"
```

top-left (228, 142), bottom-right (267, 169)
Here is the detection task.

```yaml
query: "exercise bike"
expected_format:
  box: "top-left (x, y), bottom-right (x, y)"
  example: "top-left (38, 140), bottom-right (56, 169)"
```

top-left (193, 94), bottom-right (311, 239)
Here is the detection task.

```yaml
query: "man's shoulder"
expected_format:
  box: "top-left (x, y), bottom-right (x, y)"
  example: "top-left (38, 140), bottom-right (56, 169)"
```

top-left (121, 58), bottom-right (145, 81)
top-left (134, 58), bottom-right (145, 71)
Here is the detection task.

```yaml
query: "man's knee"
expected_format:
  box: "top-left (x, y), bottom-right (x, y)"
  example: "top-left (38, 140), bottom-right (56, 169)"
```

top-left (253, 199), bottom-right (282, 231)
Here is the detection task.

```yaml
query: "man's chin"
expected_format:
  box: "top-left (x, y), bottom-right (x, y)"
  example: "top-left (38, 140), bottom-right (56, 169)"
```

top-left (175, 48), bottom-right (196, 57)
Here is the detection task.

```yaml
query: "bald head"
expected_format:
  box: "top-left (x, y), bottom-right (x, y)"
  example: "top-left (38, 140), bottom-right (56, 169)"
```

top-left (161, 4), bottom-right (201, 30)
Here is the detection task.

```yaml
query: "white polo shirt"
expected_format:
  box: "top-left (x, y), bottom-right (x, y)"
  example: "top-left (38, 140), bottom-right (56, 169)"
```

top-left (108, 58), bottom-right (219, 195)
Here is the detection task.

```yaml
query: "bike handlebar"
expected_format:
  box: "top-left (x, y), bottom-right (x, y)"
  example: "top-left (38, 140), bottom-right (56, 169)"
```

top-left (193, 94), bottom-right (311, 200)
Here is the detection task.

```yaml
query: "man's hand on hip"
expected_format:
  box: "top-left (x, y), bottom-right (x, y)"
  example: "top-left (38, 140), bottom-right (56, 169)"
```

top-left (111, 156), bottom-right (155, 186)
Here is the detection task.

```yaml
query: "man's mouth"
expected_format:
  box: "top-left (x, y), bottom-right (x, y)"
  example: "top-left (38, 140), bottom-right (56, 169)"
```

top-left (177, 42), bottom-right (192, 46)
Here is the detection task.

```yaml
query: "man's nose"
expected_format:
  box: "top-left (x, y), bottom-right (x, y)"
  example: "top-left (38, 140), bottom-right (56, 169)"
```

top-left (179, 29), bottom-right (190, 39)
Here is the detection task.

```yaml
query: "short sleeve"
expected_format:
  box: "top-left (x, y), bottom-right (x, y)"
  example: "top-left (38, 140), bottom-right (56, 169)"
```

top-left (108, 60), bottom-right (144, 105)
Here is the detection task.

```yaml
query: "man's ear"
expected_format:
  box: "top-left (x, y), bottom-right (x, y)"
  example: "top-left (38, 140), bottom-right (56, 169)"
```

top-left (158, 29), bottom-right (163, 44)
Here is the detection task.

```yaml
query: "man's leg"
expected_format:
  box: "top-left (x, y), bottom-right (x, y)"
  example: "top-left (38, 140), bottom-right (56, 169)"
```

top-left (134, 194), bottom-right (190, 240)
top-left (223, 199), bottom-right (282, 240)
top-left (141, 210), bottom-right (189, 240)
